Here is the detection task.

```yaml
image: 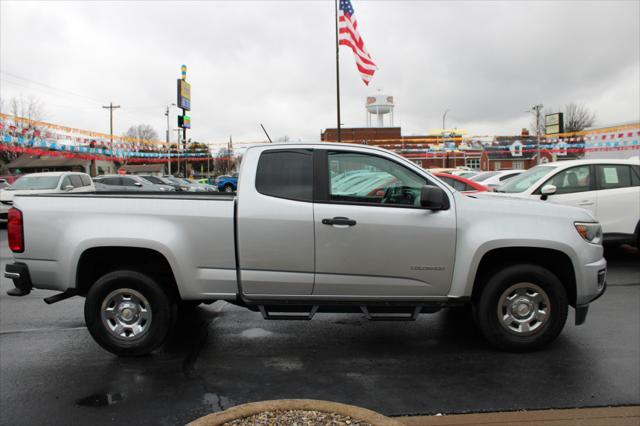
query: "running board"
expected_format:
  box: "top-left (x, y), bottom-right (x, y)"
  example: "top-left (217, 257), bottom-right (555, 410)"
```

top-left (257, 304), bottom-right (425, 321)
top-left (258, 305), bottom-right (319, 320)
top-left (360, 306), bottom-right (422, 321)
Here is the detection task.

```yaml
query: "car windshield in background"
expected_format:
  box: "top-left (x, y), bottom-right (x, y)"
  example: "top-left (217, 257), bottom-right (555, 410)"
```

top-left (471, 171), bottom-right (500, 182)
top-left (10, 176), bottom-right (60, 190)
top-left (499, 166), bottom-right (557, 193)
top-left (141, 176), bottom-right (164, 184)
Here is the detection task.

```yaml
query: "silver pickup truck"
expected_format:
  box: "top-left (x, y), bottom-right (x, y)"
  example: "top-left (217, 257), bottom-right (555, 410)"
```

top-left (4, 143), bottom-right (607, 356)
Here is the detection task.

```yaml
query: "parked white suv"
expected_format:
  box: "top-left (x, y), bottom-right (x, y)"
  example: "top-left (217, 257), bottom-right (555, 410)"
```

top-left (0, 172), bottom-right (95, 222)
top-left (495, 158), bottom-right (640, 246)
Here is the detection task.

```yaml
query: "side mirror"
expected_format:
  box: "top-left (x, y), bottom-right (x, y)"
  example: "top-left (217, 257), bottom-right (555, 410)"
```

top-left (133, 182), bottom-right (143, 187)
top-left (64, 185), bottom-right (74, 191)
top-left (540, 184), bottom-right (556, 200)
top-left (420, 185), bottom-right (450, 210)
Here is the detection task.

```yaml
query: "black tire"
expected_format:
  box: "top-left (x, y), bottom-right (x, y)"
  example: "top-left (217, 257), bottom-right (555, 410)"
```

top-left (474, 264), bottom-right (568, 352)
top-left (223, 184), bottom-right (234, 193)
top-left (84, 270), bottom-right (177, 357)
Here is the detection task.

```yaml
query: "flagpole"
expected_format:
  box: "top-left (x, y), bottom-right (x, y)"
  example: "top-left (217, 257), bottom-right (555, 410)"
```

top-left (335, 0), bottom-right (342, 142)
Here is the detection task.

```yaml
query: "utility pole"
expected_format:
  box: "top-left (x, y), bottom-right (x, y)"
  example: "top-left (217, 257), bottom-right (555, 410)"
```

top-left (172, 129), bottom-right (182, 176)
top-left (102, 102), bottom-right (120, 157)
top-left (165, 103), bottom-right (175, 175)
top-left (530, 104), bottom-right (544, 164)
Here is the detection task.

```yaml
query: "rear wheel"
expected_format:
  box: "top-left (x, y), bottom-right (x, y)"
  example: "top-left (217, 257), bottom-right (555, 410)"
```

top-left (474, 264), bottom-right (568, 351)
top-left (84, 270), bottom-right (176, 357)
top-left (223, 184), bottom-right (234, 193)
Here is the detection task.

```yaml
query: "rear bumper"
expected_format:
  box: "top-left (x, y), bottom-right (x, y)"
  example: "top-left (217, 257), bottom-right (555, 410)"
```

top-left (5, 263), bottom-right (33, 295)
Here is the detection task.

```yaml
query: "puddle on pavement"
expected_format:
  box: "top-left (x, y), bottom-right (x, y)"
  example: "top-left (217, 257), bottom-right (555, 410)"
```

top-left (76, 392), bottom-right (124, 407)
top-left (240, 328), bottom-right (274, 339)
top-left (264, 357), bottom-right (303, 371)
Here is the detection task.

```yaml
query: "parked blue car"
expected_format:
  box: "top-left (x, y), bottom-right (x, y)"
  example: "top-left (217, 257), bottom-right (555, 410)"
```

top-left (215, 173), bottom-right (238, 192)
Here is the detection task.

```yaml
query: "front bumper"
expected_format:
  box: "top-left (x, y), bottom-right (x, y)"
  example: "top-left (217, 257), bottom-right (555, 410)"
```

top-left (575, 257), bottom-right (607, 325)
top-left (4, 263), bottom-right (32, 296)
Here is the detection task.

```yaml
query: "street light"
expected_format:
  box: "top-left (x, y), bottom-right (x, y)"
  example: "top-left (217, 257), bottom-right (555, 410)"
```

top-left (442, 109), bottom-right (450, 130)
top-left (442, 109), bottom-right (451, 167)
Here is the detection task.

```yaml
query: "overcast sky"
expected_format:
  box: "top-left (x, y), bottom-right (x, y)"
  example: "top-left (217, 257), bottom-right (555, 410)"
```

top-left (1, 0), bottom-right (639, 146)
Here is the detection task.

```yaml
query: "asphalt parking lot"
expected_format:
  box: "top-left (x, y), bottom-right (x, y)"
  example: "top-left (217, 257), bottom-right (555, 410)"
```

top-left (0, 229), bottom-right (638, 426)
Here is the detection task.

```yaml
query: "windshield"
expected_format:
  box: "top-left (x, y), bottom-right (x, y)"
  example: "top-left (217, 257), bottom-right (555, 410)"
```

top-left (471, 171), bottom-right (500, 182)
top-left (10, 175), bottom-right (61, 190)
top-left (137, 177), bottom-right (155, 185)
top-left (142, 176), bottom-right (163, 184)
top-left (498, 166), bottom-right (557, 193)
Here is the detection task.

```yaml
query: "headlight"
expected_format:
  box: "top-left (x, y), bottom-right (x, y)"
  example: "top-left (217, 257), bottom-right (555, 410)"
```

top-left (574, 222), bottom-right (602, 245)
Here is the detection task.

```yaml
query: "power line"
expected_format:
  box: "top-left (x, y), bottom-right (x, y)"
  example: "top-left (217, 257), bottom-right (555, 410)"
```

top-left (0, 70), bottom-right (106, 104)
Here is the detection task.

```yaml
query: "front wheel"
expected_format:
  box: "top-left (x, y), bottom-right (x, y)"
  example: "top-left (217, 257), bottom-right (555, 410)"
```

top-left (84, 270), bottom-right (176, 357)
top-left (474, 264), bottom-right (568, 352)
top-left (223, 184), bottom-right (234, 193)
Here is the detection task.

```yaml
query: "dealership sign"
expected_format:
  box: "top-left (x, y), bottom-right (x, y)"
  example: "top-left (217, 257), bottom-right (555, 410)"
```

top-left (545, 113), bottom-right (564, 135)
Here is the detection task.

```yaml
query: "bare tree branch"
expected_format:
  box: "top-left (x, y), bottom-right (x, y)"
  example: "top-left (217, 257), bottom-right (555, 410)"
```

top-left (564, 102), bottom-right (596, 132)
top-left (124, 124), bottom-right (159, 142)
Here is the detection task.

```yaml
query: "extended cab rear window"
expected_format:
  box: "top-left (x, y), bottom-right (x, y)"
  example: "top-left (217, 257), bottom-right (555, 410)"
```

top-left (255, 150), bottom-right (313, 202)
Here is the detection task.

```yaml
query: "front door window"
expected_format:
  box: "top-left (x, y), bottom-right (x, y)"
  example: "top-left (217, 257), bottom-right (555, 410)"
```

top-left (327, 151), bottom-right (426, 207)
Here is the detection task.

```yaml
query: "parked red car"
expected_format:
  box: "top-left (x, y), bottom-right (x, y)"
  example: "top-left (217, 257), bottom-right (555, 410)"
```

top-left (434, 172), bottom-right (489, 194)
top-left (0, 175), bottom-right (20, 185)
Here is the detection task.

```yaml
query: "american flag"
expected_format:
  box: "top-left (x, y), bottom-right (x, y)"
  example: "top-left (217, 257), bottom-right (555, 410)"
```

top-left (338, 0), bottom-right (377, 85)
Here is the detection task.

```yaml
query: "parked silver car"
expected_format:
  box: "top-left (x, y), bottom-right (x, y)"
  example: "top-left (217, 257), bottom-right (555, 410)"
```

top-left (93, 175), bottom-right (174, 192)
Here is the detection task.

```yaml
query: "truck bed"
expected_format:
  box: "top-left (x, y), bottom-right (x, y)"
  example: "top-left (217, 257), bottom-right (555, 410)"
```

top-left (12, 192), bottom-right (239, 300)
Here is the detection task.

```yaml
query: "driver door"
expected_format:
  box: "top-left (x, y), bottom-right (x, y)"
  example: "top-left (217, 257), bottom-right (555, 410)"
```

top-left (312, 150), bottom-right (456, 298)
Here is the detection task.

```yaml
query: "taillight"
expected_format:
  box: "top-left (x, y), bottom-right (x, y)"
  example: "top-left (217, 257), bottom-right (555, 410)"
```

top-left (8, 207), bottom-right (24, 253)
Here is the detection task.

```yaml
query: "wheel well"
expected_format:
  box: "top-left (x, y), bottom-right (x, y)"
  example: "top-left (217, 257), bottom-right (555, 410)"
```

top-left (471, 247), bottom-right (577, 306)
top-left (76, 247), bottom-right (180, 300)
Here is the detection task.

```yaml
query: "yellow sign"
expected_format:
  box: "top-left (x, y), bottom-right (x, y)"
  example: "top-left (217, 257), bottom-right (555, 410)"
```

top-left (429, 129), bottom-right (467, 135)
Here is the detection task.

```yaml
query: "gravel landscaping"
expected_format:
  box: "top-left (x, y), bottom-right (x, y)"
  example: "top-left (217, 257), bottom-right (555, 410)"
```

top-left (222, 409), bottom-right (372, 426)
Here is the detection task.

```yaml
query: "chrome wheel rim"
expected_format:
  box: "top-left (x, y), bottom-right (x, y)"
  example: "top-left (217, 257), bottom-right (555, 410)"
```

top-left (497, 282), bottom-right (550, 336)
top-left (100, 288), bottom-right (152, 340)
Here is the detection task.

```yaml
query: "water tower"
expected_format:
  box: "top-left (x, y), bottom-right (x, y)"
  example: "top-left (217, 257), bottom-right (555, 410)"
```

top-left (366, 94), bottom-right (394, 127)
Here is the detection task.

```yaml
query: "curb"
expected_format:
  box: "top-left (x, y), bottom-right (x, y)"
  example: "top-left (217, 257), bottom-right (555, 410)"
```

top-left (187, 399), bottom-right (403, 426)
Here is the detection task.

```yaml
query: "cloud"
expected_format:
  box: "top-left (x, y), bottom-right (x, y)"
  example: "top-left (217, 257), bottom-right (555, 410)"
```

top-left (1, 0), bottom-right (638, 146)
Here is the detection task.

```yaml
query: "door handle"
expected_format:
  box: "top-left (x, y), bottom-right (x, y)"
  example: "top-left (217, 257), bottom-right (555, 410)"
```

top-left (578, 201), bottom-right (594, 206)
top-left (322, 217), bottom-right (357, 227)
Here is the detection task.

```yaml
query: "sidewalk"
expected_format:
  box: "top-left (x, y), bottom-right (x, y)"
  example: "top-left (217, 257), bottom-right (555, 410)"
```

top-left (398, 406), bottom-right (640, 425)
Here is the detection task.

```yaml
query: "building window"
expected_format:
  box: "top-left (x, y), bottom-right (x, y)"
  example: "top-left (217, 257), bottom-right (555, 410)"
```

top-left (494, 161), bottom-right (501, 170)
top-left (412, 159), bottom-right (423, 167)
top-left (465, 158), bottom-right (480, 169)
top-left (511, 141), bottom-right (523, 157)
top-left (512, 160), bottom-right (524, 169)
top-left (557, 141), bottom-right (568, 157)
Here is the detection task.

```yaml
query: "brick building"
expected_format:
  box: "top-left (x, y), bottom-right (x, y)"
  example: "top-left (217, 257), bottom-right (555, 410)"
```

top-left (480, 136), bottom-right (583, 171)
top-left (320, 127), bottom-right (481, 169)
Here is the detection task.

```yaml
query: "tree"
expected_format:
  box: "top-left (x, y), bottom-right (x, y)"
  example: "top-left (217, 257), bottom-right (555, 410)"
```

top-left (563, 102), bottom-right (596, 132)
top-left (186, 141), bottom-right (212, 175)
top-left (530, 103), bottom-right (597, 135)
top-left (0, 95), bottom-right (46, 167)
top-left (9, 95), bottom-right (45, 122)
top-left (124, 124), bottom-right (158, 142)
